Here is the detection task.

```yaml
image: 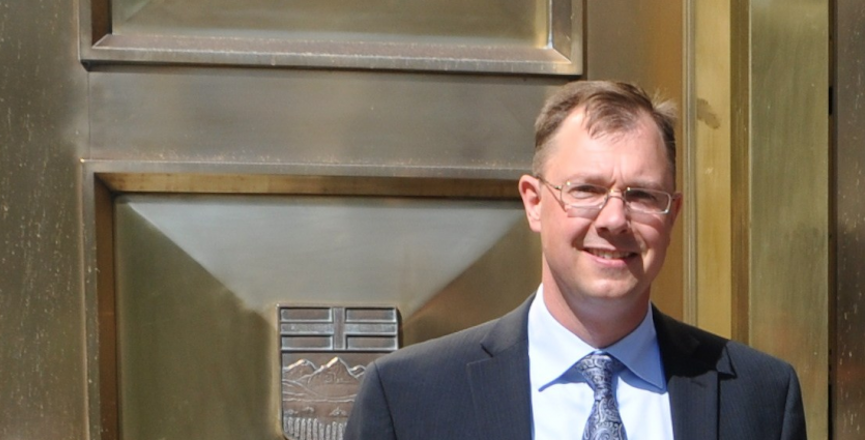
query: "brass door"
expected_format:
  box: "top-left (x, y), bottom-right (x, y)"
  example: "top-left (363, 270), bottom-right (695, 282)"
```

top-left (0, 0), bottom-right (839, 439)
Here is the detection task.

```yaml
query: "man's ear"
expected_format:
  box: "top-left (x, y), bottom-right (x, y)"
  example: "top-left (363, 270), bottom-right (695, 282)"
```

top-left (518, 175), bottom-right (543, 232)
top-left (668, 192), bottom-right (684, 226)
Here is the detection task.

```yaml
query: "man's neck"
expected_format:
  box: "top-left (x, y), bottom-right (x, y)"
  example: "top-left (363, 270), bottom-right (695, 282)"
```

top-left (542, 284), bottom-right (650, 348)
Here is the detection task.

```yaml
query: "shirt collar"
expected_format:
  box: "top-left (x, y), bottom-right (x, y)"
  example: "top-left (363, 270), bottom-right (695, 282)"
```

top-left (527, 285), bottom-right (666, 392)
top-left (604, 304), bottom-right (666, 391)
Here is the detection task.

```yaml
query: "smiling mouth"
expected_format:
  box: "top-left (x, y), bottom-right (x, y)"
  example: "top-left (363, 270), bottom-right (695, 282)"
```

top-left (586, 249), bottom-right (634, 260)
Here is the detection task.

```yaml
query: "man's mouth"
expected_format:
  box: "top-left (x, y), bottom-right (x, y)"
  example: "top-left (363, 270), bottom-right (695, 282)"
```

top-left (585, 249), bottom-right (633, 260)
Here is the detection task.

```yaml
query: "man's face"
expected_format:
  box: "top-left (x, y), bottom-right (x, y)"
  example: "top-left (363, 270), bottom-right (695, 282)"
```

top-left (520, 109), bottom-right (681, 312)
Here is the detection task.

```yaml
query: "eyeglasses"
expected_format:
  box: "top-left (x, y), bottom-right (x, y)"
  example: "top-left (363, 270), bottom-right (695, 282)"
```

top-left (537, 176), bottom-right (675, 215)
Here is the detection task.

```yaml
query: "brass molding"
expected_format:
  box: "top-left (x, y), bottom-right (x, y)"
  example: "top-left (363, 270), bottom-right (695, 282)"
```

top-left (96, 173), bottom-right (520, 199)
top-left (78, 0), bottom-right (583, 75)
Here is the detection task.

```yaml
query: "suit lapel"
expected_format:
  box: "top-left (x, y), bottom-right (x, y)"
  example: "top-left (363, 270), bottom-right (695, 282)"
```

top-left (667, 364), bottom-right (718, 439)
top-left (653, 307), bottom-right (731, 440)
top-left (467, 297), bottom-right (533, 440)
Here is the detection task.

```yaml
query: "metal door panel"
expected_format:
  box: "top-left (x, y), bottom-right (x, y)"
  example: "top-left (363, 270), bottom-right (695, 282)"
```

top-left (89, 67), bottom-right (561, 171)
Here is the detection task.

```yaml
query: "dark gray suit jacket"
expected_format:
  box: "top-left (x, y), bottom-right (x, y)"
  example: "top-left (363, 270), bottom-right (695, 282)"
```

top-left (344, 297), bottom-right (806, 439)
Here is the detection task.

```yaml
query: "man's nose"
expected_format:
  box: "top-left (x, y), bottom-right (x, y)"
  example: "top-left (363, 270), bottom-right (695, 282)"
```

top-left (593, 193), bottom-right (630, 233)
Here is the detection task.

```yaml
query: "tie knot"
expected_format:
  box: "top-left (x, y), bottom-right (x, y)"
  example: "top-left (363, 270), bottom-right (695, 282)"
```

top-left (576, 352), bottom-right (622, 397)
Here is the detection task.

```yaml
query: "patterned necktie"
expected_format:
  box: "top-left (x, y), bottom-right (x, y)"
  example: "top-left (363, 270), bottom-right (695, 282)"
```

top-left (575, 352), bottom-right (627, 440)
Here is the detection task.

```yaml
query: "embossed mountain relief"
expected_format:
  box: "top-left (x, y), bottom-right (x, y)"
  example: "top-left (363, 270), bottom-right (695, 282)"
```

top-left (282, 357), bottom-right (366, 438)
top-left (279, 306), bottom-right (398, 440)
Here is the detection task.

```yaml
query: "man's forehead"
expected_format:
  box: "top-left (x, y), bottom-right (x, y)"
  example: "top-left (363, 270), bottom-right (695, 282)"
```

top-left (545, 109), bottom-right (671, 166)
top-left (551, 110), bottom-right (659, 149)
top-left (542, 123), bottom-right (673, 184)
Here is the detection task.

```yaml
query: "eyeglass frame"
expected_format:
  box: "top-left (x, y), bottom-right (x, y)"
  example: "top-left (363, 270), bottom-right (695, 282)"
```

top-left (535, 175), bottom-right (678, 215)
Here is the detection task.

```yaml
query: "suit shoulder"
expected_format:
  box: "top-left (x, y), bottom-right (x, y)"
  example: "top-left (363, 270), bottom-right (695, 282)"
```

top-left (656, 310), bottom-right (797, 378)
top-left (372, 318), bottom-right (498, 372)
top-left (372, 299), bottom-right (531, 374)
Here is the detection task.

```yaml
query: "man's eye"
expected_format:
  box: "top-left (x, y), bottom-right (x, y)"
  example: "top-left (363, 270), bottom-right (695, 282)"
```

top-left (567, 184), bottom-right (606, 199)
top-left (626, 189), bottom-right (660, 202)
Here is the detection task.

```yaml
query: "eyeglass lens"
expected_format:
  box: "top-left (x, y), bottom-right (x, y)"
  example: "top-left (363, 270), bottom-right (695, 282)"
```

top-left (560, 183), bottom-right (670, 213)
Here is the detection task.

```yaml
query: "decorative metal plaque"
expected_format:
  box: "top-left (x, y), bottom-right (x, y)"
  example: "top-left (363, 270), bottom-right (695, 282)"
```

top-left (280, 306), bottom-right (399, 440)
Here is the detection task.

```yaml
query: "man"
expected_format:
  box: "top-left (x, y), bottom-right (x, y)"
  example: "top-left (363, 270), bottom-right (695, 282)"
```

top-left (344, 81), bottom-right (806, 439)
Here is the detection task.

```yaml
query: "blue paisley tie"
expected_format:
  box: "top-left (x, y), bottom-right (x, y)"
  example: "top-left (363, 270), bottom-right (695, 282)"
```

top-left (576, 352), bottom-right (627, 440)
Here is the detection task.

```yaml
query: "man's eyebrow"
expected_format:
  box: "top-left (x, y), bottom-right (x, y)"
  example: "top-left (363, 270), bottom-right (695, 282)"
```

top-left (559, 173), bottom-right (603, 183)
top-left (625, 180), bottom-right (669, 190)
top-left (559, 174), bottom-right (669, 190)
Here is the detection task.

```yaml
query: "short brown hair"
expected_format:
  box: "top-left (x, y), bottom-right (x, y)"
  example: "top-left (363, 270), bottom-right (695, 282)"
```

top-left (532, 81), bottom-right (678, 181)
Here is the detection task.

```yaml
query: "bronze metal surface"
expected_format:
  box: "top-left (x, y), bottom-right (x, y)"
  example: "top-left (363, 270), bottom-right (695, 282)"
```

top-left (691, 0), bottom-right (734, 337)
top-left (687, 2), bottom-right (830, 436)
top-left (834, 0), bottom-right (865, 438)
top-left (107, 189), bottom-right (535, 439)
top-left (748, 3), bottom-right (830, 439)
top-left (687, 0), bottom-right (830, 436)
top-left (0, 0), bottom-right (90, 439)
top-left (96, 173), bottom-right (521, 198)
top-left (80, 0), bottom-right (583, 75)
top-left (86, 66), bottom-right (563, 168)
top-left (1, 0), bottom-right (843, 439)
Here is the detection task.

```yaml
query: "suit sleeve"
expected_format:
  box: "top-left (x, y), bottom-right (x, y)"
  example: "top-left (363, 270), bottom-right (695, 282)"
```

top-left (781, 364), bottom-right (808, 440)
top-left (344, 361), bottom-right (398, 440)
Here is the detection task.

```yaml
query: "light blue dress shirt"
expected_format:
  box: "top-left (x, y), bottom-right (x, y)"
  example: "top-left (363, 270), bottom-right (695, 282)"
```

top-left (528, 285), bottom-right (674, 440)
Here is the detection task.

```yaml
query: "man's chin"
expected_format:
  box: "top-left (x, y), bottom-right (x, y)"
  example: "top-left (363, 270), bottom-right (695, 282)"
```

top-left (579, 282), bottom-right (646, 303)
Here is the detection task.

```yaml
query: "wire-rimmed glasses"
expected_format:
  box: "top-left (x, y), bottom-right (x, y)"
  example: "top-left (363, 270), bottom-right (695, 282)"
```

top-left (537, 176), bottom-right (675, 215)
